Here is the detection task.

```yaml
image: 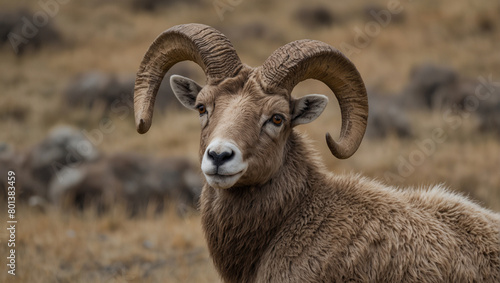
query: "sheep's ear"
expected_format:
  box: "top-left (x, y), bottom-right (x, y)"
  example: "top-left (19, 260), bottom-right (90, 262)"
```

top-left (170, 75), bottom-right (203, 110)
top-left (291, 94), bottom-right (329, 127)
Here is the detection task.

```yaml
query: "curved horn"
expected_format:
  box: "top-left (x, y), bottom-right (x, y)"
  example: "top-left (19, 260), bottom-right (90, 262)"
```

top-left (134, 23), bottom-right (242, 134)
top-left (259, 40), bottom-right (368, 159)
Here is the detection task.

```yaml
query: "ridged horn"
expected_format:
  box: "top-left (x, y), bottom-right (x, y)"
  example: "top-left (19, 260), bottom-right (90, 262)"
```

top-left (259, 40), bottom-right (368, 159)
top-left (134, 23), bottom-right (242, 134)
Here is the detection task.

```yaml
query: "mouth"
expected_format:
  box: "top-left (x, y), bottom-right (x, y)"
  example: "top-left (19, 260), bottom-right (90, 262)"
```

top-left (203, 170), bottom-right (245, 189)
top-left (206, 170), bottom-right (243, 178)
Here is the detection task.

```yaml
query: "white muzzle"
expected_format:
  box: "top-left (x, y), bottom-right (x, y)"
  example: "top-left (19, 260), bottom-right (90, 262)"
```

top-left (201, 139), bottom-right (248, 189)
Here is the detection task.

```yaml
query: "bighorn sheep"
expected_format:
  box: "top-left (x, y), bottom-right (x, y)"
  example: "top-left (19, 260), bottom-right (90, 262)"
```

top-left (133, 24), bottom-right (500, 282)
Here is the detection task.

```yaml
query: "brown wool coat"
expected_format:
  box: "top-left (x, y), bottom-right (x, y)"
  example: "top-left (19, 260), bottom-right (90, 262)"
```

top-left (201, 132), bottom-right (500, 283)
top-left (132, 23), bottom-right (500, 283)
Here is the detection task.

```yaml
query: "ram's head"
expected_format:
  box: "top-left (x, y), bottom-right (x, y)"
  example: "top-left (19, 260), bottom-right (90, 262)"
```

top-left (134, 24), bottom-right (368, 189)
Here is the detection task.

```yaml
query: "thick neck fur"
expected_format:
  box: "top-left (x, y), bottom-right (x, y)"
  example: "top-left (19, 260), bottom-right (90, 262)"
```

top-left (200, 131), bottom-right (325, 283)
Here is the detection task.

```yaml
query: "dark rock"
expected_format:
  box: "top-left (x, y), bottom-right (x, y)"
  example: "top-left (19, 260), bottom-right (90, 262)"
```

top-left (48, 152), bottom-right (203, 214)
top-left (64, 68), bottom-right (196, 114)
top-left (22, 126), bottom-right (99, 199)
top-left (400, 64), bottom-right (459, 110)
top-left (366, 92), bottom-right (413, 139)
top-left (0, 8), bottom-right (63, 55)
top-left (294, 6), bottom-right (336, 30)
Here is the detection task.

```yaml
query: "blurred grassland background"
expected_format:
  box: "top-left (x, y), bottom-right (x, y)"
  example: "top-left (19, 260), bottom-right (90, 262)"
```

top-left (0, 0), bottom-right (499, 282)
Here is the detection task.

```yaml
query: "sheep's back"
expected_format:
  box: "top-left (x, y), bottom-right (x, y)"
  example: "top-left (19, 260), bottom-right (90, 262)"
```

top-left (257, 175), bottom-right (500, 282)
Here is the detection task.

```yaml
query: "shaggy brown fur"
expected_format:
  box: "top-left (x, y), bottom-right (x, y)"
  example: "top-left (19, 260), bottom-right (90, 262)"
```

top-left (201, 130), bottom-right (500, 283)
top-left (193, 70), bottom-right (500, 282)
top-left (133, 24), bottom-right (500, 283)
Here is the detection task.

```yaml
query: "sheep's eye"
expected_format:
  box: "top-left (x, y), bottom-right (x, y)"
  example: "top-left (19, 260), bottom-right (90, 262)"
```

top-left (270, 114), bottom-right (284, 126)
top-left (197, 104), bottom-right (207, 115)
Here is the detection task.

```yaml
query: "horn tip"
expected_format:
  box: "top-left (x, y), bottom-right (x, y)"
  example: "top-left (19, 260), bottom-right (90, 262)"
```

top-left (136, 118), bottom-right (150, 134)
top-left (325, 132), bottom-right (351, 160)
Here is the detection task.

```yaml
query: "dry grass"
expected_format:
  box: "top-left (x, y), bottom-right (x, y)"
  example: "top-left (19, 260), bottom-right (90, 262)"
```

top-left (1, 0), bottom-right (499, 281)
top-left (0, 204), bottom-right (221, 283)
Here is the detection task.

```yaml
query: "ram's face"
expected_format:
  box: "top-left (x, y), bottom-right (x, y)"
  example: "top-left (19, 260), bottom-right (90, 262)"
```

top-left (172, 73), bottom-right (292, 189)
top-left (201, 83), bottom-right (294, 189)
top-left (133, 25), bottom-right (368, 190)
top-left (170, 72), bottom-right (328, 189)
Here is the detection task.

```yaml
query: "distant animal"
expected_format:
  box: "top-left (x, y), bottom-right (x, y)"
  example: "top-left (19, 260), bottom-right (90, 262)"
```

top-left (133, 24), bottom-right (500, 283)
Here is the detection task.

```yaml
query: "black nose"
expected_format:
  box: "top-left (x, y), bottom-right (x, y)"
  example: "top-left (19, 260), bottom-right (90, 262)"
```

top-left (208, 150), bottom-right (234, 167)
